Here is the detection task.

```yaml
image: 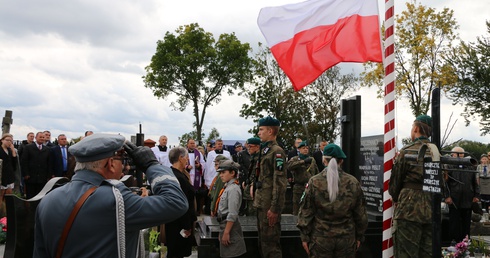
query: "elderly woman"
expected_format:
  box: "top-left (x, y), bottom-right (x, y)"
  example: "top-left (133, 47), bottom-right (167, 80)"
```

top-left (297, 144), bottom-right (367, 258)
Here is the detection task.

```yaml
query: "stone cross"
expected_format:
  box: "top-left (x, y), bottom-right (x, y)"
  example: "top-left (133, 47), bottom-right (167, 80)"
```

top-left (2, 110), bottom-right (13, 135)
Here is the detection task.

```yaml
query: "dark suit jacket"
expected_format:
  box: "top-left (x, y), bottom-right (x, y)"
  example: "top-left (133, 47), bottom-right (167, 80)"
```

top-left (20, 143), bottom-right (52, 184)
top-left (52, 145), bottom-right (72, 177)
top-left (288, 149), bottom-right (299, 161)
top-left (313, 150), bottom-right (325, 172)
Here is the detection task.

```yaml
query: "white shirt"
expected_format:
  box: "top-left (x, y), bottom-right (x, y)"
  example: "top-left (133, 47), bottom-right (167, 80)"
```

top-left (151, 146), bottom-right (171, 168)
top-left (204, 150), bottom-right (231, 188)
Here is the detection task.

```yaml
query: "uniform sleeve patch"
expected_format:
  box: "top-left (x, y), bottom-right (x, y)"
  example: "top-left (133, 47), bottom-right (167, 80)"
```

top-left (276, 154), bottom-right (284, 171)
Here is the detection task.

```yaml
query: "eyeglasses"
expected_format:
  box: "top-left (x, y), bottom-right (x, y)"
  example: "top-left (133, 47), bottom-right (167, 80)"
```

top-left (113, 156), bottom-right (128, 166)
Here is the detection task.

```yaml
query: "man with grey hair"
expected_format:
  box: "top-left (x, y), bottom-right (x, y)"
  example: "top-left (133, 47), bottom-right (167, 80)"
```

top-left (444, 146), bottom-right (480, 242)
top-left (34, 134), bottom-right (188, 258)
top-left (166, 146), bottom-right (197, 258)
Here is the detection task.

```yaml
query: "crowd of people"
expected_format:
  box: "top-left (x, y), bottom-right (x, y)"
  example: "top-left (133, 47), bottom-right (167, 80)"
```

top-left (6, 114), bottom-right (487, 257)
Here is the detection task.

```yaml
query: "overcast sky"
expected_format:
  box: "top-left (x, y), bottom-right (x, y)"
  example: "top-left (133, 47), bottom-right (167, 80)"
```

top-left (0, 0), bottom-right (488, 148)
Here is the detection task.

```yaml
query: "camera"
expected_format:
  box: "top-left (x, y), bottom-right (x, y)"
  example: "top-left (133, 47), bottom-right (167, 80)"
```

top-left (129, 187), bottom-right (142, 195)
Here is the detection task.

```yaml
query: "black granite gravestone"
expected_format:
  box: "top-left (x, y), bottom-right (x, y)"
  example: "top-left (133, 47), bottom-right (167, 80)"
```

top-left (195, 214), bottom-right (306, 258)
top-left (4, 177), bottom-right (69, 258)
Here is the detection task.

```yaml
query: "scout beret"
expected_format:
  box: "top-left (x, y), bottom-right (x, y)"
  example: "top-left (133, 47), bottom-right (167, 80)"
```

top-left (214, 155), bottom-right (228, 163)
top-left (323, 143), bottom-right (347, 159)
top-left (217, 160), bottom-right (240, 172)
top-left (247, 137), bottom-right (261, 145)
top-left (298, 141), bottom-right (308, 148)
top-left (258, 116), bottom-right (281, 127)
top-left (415, 115), bottom-right (432, 126)
top-left (69, 133), bottom-right (125, 162)
top-left (234, 141), bottom-right (242, 148)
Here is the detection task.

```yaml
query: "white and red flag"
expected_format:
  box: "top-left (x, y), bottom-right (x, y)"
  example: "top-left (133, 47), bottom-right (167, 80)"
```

top-left (258, 0), bottom-right (383, 91)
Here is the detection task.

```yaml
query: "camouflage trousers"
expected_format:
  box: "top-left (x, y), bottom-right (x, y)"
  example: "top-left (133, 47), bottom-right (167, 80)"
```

top-left (292, 184), bottom-right (305, 215)
top-left (256, 208), bottom-right (282, 258)
top-left (307, 235), bottom-right (356, 258)
top-left (243, 199), bottom-right (257, 216)
top-left (392, 219), bottom-right (432, 258)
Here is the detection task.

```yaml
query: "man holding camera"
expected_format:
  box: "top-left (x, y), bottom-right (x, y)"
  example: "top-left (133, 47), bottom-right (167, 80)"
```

top-left (34, 134), bottom-right (188, 258)
top-left (254, 116), bottom-right (288, 258)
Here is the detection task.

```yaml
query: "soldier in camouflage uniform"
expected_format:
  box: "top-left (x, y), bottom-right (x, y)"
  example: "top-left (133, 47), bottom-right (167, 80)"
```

top-left (242, 137), bottom-right (261, 216)
top-left (389, 115), bottom-right (435, 258)
top-left (288, 140), bottom-right (319, 215)
top-left (297, 143), bottom-right (367, 258)
top-left (253, 116), bottom-right (288, 258)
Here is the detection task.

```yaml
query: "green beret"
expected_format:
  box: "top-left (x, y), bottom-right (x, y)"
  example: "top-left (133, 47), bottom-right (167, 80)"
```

top-left (69, 133), bottom-right (125, 162)
top-left (214, 155), bottom-right (228, 163)
top-left (247, 137), bottom-right (261, 145)
top-left (415, 115), bottom-right (432, 126)
top-left (323, 143), bottom-right (347, 159)
top-left (217, 160), bottom-right (240, 172)
top-left (298, 141), bottom-right (308, 148)
top-left (258, 116), bottom-right (281, 127)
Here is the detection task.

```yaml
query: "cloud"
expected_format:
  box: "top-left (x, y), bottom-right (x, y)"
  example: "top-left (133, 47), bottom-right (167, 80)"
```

top-left (0, 0), bottom-right (488, 149)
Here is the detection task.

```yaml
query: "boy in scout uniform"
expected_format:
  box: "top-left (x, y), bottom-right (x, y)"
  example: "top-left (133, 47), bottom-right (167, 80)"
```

top-left (253, 116), bottom-right (288, 258)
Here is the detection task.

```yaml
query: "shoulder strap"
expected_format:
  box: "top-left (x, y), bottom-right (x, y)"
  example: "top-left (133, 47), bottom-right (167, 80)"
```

top-left (56, 186), bottom-right (98, 258)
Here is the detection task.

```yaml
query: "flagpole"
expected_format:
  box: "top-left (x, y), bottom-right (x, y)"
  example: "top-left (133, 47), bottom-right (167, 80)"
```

top-left (382, 0), bottom-right (395, 257)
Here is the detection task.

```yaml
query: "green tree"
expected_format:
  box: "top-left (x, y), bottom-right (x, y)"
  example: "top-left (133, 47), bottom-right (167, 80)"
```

top-left (205, 127), bottom-right (221, 145)
top-left (241, 44), bottom-right (356, 149)
top-left (143, 23), bottom-right (253, 142)
top-left (240, 44), bottom-right (310, 150)
top-left (442, 139), bottom-right (490, 160)
top-left (447, 21), bottom-right (490, 135)
top-left (361, 1), bottom-right (459, 117)
top-left (303, 67), bottom-right (358, 143)
top-left (178, 131), bottom-right (205, 146)
top-left (178, 127), bottom-right (220, 146)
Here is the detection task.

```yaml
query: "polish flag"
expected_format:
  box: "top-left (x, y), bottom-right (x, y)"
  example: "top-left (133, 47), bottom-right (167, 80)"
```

top-left (258, 0), bottom-right (383, 91)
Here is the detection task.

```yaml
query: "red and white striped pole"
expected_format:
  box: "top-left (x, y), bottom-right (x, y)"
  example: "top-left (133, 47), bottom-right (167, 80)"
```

top-left (383, 0), bottom-right (395, 257)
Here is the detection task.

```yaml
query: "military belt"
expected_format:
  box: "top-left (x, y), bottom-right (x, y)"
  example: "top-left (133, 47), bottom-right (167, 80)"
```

top-left (403, 182), bottom-right (423, 190)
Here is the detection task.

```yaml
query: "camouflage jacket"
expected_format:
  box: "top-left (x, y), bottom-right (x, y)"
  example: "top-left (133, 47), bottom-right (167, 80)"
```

top-left (297, 168), bottom-right (367, 243)
top-left (253, 140), bottom-right (288, 213)
top-left (243, 153), bottom-right (258, 201)
top-left (287, 155), bottom-right (319, 185)
top-left (388, 139), bottom-right (433, 222)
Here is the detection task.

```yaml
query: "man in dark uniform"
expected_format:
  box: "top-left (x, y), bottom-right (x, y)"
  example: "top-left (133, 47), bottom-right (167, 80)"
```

top-left (287, 141), bottom-right (319, 215)
top-left (389, 115), bottom-right (439, 257)
top-left (242, 137), bottom-right (261, 216)
top-left (444, 146), bottom-right (479, 242)
top-left (34, 134), bottom-right (188, 258)
top-left (253, 116), bottom-right (288, 258)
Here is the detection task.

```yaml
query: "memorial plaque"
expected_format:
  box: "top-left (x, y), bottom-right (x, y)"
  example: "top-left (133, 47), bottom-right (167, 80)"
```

top-left (359, 135), bottom-right (384, 213)
top-left (423, 161), bottom-right (441, 193)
